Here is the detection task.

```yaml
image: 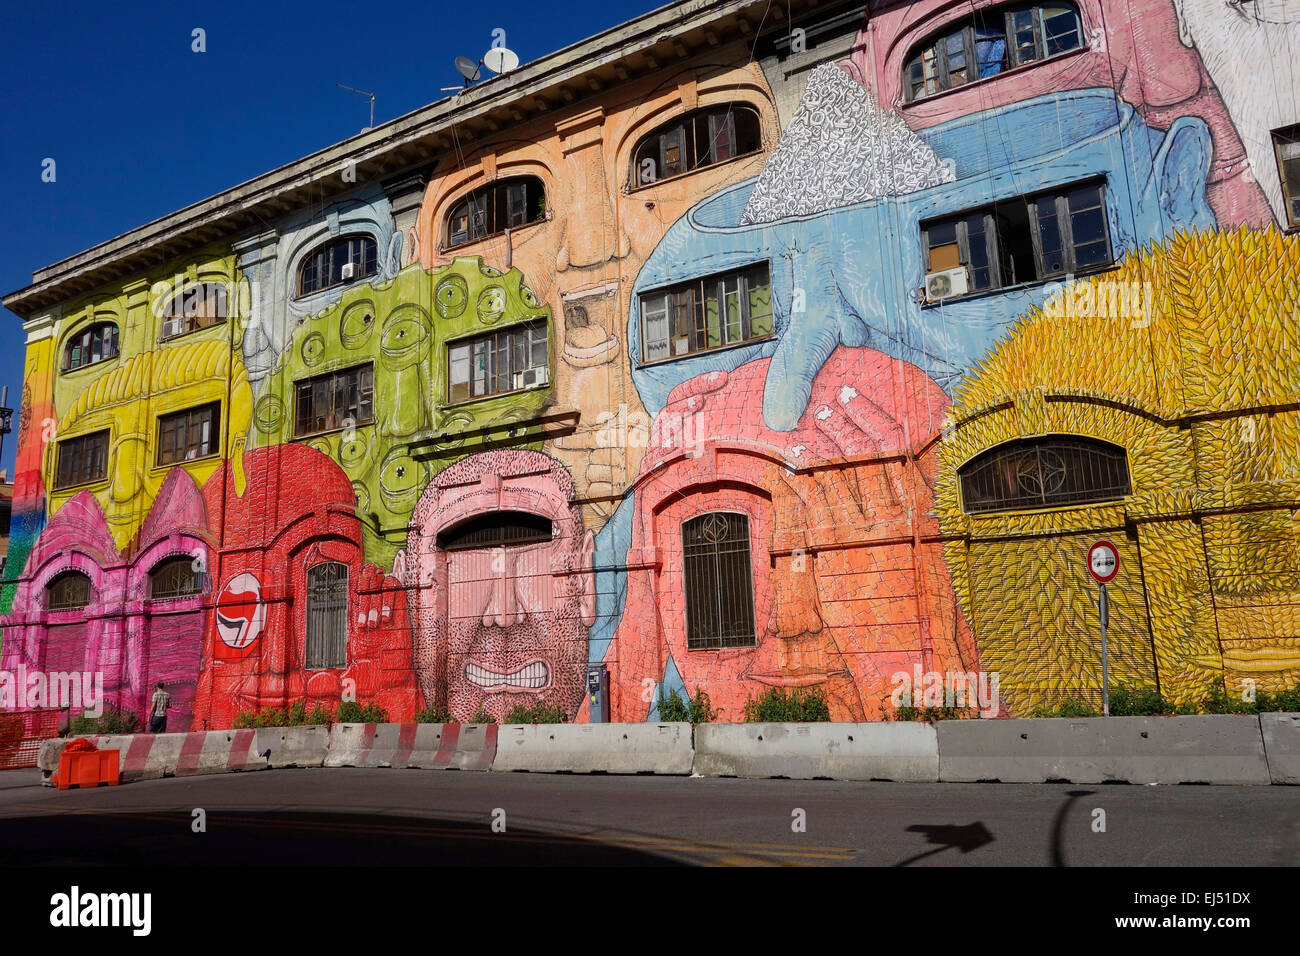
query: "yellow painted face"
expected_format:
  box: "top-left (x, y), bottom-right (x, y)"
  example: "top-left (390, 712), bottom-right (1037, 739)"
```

top-left (44, 339), bottom-right (252, 550)
top-left (937, 228), bottom-right (1300, 708)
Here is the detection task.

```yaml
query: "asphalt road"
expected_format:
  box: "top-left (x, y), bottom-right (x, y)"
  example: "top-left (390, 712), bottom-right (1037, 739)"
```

top-left (0, 767), bottom-right (1296, 866)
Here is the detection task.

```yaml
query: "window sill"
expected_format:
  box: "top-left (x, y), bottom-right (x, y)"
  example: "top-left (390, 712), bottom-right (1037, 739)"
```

top-left (60, 355), bottom-right (121, 376)
top-left (153, 450), bottom-right (222, 472)
top-left (637, 333), bottom-right (776, 369)
top-left (443, 379), bottom-right (554, 410)
top-left (962, 496), bottom-right (1128, 519)
top-left (441, 216), bottom-right (547, 254)
top-left (293, 275), bottom-right (378, 303)
top-left (51, 477), bottom-right (107, 495)
top-left (902, 47), bottom-right (1089, 109)
top-left (158, 321), bottom-right (229, 345)
top-left (919, 262), bottom-right (1119, 310)
top-left (625, 149), bottom-right (765, 196)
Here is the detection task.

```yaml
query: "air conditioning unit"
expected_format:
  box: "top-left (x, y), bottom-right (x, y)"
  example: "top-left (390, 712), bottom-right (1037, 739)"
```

top-left (514, 366), bottom-right (550, 389)
top-left (161, 317), bottom-right (183, 339)
top-left (925, 267), bottom-right (969, 301)
top-left (340, 262), bottom-right (356, 281)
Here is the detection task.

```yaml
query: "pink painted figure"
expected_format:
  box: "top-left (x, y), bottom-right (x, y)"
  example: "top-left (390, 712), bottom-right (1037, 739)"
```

top-left (607, 347), bottom-right (982, 722)
top-left (0, 469), bottom-right (210, 728)
top-left (190, 445), bottom-right (421, 729)
top-left (395, 449), bottom-right (597, 722)
top-left (839, 0), bottom-right (1273, 227)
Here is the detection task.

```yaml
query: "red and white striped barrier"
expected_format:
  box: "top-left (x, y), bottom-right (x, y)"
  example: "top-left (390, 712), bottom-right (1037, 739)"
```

top-left (324, 722), bottom-right (498, 770)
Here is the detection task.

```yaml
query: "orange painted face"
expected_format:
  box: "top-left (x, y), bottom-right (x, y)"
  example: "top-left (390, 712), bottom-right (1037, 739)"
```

top-left (611, 348), bottom-right (974, 722)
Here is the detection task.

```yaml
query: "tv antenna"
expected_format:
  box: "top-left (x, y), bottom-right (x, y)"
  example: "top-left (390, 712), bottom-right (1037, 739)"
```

top-left (441, 45), bottom-right (519, 92)
top-left (336, 83), bottom-right (376, 130)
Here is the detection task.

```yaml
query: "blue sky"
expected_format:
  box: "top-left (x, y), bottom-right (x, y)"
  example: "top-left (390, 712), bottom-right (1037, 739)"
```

top-left (0, 0), bottom-right (658, 478)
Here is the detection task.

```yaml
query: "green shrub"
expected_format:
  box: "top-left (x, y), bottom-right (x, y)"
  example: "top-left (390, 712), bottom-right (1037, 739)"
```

top-left (742, 686), bottom-right (831, 722)
top-left (656, 686), bottom-right (717, 723)
top-left (415, 704), bottom-right (453, 724)
top-left (687, 687), bottom-right (718, 724)
top-left (468, 707), bottom-right (496, 724)
top-left (1027, 698), bottom-right (1100, 718)
top-left (504, 701), bottom-right (568, 724)
top-left (336, 701), bottom-right (389, 724)
top-left (891, 704), bottom-right (979, 721)
top-left (1258, 686), bottom-right (1300, 712)
top-left (1108, 685), bottom-right (1173, 716)
top-left (69, 706), bottom-right (139, 737)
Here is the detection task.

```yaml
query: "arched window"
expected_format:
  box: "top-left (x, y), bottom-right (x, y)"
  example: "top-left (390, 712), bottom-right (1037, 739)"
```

top-left (63, 322), bottom-right (120, 372)
top-left (958, 436), bottom-right (1131, 514)
top-left (903, 3), bottom-right (1083, 101)
top-left (305, 562), bottom-right (348, 669)
top-left (160, 282), bottom-right (227, 340)
top-left (444, 176), bottom-right (546, 250)
top-left (297, 234), bottom-right (378, 298)
top-left (630, 104), bottom-right (762, 188)
top-left (437, 511), bottom-right (553, 551)
top-left (46, 571), bottom-right (92, 611)
top-left (149, 555), bottom-right (202, 600)
top-left (682, 512), bottom-right (756, 649)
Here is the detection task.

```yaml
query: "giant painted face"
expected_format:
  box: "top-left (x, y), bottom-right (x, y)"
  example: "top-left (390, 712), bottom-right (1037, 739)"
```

top-left (189, 445), bottom-right (421, 729)
top-left (629, 78), bottom-right (1218, 431)
top-left (610, 348), bottom-right (976, 722)
top-left (395, 450), bottom-right (596, 722)
top-left (251, 257), bottom-right (553, 569)
top-left (1173, 0), bottom-right (1300, 228)
top-left (44, 339), bottom-right (252, 551)
top-left (0, 469), bottom-right (210, 729)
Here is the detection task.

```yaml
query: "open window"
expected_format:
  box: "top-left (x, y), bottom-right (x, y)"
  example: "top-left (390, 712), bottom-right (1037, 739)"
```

top-left (160, 282), bottom-right (228, 340)
top-left (294, 364), bottom-right (374, 437)
top-left (444, 177), bottom-right (546, 250)
top-left (157, 402), bottom-right (221, 466)
top-left (297, 234), bottom-right (378, 298)
top-left (63, 322), bottom-right (120, 372)
top-left (630, 104), bottom-right (762, 188)
top-left (639, 262), bottom-right (773, 362)
top-left (447, 321), bottom-right (550, 403)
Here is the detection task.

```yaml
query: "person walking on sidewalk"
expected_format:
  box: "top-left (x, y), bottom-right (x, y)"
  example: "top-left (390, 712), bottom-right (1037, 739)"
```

top-left (148, 682), bottom-right (171, 734)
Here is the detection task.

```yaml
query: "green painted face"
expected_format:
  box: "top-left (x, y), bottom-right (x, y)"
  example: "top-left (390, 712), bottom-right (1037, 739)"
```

top-left (252, 256), bottom-right (554, 567)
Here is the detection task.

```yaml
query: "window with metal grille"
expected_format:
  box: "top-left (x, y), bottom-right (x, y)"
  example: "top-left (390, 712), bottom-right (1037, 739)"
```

top-left (149, 555), bottom-right (202, 600)
top-left (156, 402), bottom-right (221, 466)
top-left (630, 104), bottom-right (762, 188)
top-left (437, 511), bottom-right (553, 551)
top-left (297, 234), bottom-right (378, 297)
top-left (640, 261), bottom-right (774, 363)
top-left (54, 430), bottom-right (109, 489)
top-left (305, 562), bottom-right (348, 670)
top-left (445, 176), bottom-right (546, 249)
top-left (1273, 125), bottom-right (1300, 228)
top-left (921, 179), bottom-right (1111, 298)
top-left (447, 320), bottom-right (549, 403)
top-left (958, 437), bottom-right (1131, 514)
top-left (682, 512), bottom-right (757, 650)
top-left (160, 282), bottom-right (227, 340)
top-left (294, 363), bottom-right (374, 436)
top-left (903, 3), bottom-right (1083, 101)
top-left (46, 571), bottom-right (92, 611)
top-left (63, 322), bottom-right (120, 372)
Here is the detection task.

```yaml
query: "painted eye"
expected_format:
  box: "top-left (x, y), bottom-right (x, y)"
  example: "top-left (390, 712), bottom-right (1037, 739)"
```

top-left (339, 431), bottom-right (371, 466)
top-left (340, 300), bottom-right (377, 349)
top-left (477, 286), bottom-right (507, 324)
top-left (435, 275), bottom-right (469, 318)
top-left (479, 263), bottom-right (503, 278)
top-left (253, 394), bottom-right (283, 433)
top-left (521, 285), bottom-right (539, 307)
top-left (301, 331), bottom-right (326, 366)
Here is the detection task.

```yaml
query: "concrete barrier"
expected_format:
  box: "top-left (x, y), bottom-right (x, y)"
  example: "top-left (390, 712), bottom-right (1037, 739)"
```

top-left (324, 722), bottom-right (498, 770)
top-left (493, 722), bottom-right (693, 774)
top-left (1260, 712), bottom-right (1300, 784)
top-left (936, 715), bottom-right (1270, 784)
top-left (40, 730), bottom-right (273, 785)
top-left (252, 726), bottom-right (329, 769)
top-left (692, 722), bottom-right (939, 781)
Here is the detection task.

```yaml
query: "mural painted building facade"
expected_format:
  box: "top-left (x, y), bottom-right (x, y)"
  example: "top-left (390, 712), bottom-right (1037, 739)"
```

top-left (3, 0), bottom-right (1298, 727)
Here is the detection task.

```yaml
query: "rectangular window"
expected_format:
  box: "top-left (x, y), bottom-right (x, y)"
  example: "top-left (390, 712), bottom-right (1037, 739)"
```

top-left (639, 262), bottom-right (774, 363)
top-left (54, 430), bottom-right (109, 489)
top-left (921, 180), bottom-right (1111, 300)
top-left (157, 402), bottom-right (221, 466)
top-left (294, 364), bottom-right (374, 437)
top-left (447, 320), bottom-right (550, 403)
top-left (305, 563), bottom-right (348, 670)
top-left (1272, 125), bottom-right (1300, 228)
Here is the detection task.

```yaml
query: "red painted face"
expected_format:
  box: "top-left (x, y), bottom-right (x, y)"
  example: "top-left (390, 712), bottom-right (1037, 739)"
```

top-left (191, 445), bottom-right (421, 729)
top-left (611, 348), bottom-right (977, 722)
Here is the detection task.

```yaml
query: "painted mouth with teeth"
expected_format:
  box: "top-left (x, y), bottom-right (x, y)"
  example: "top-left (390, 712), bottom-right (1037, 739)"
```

top-left (465, 660), bottom-right (550, 691)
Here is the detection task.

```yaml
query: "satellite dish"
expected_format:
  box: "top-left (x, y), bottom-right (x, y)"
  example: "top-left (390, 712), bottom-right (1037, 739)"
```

top-left (483, 46), bottom-right (519, 74)
top-left (455, 56), bottom-right (481, 82)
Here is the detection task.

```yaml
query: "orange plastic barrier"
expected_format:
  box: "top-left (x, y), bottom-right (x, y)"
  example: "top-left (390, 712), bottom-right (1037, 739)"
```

top-left (55, 739), bottom-right (120, 790)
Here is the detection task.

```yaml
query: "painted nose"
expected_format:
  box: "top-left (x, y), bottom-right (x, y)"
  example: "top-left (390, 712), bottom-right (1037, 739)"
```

top-left (482, 547), bottom-right (525, 628)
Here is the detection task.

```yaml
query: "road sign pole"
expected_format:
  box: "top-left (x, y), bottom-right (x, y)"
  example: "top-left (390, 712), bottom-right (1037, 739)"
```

top-left (1099, 583), bottom-right (1110, 717)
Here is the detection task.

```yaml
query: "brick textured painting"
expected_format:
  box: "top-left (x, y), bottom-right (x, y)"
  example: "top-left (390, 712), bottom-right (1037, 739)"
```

top-left (2, 0), bottom-right (1297, 728)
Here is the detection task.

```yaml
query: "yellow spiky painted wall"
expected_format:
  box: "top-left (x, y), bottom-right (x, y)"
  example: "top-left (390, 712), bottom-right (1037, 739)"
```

top-left (937, 228), bottom-right (1300, 712)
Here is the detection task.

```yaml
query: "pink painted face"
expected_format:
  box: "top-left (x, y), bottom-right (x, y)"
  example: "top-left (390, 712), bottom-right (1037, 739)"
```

top-left (396, 449), bottom-right (596, 722)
